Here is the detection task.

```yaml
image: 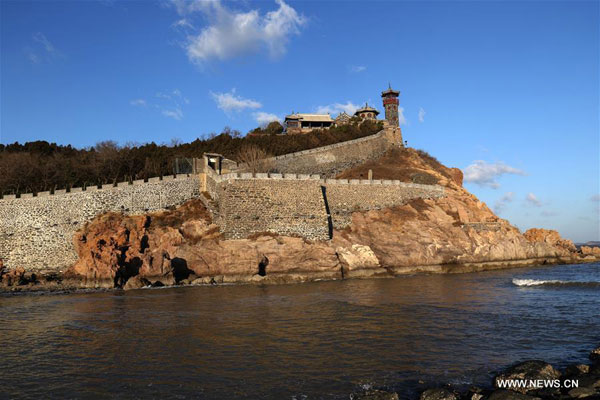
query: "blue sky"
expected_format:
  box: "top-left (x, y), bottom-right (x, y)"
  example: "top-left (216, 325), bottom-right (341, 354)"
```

top-left (1, 0), bottom-right (598, 242)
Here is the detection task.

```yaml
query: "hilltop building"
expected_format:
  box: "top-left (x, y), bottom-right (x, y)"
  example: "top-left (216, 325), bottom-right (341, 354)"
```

top-left (284, 113), bottom-right (334, 134)
top-left (284, 85), bottom-right (402, 134)
top-left (381, 85), bottom-right (400, 127)
top-left (354, 103), bottom-right (379, 120)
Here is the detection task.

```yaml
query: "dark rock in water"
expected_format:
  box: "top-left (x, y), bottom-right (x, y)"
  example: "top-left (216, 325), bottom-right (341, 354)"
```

top-left (577, 374), bottom-right (600, 389)
top-left (465, 386), bottom-right (486, 400)
top-left (568, 387), bottom-right (597, 398)
top-left (487, 390), bottom-right (541, 400)
top-left (565, 365), bottom-right (591, 377)
top-left (419, 388), bottom-right (458, 400)
top-left (123, 276), bottom-right (151, 290)
top-left (151, 281), bottom-right (164, 287)
top-left (590, 346), bottom-right (600, 365)
top-left (352, 389), bottom-right (399, 400)
top-left (494, 360), bottom-right (561, 394)
top-left (528, 387), bottom-right (561, 399)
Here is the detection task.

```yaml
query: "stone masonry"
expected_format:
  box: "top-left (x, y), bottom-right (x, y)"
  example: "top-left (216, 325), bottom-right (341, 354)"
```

top-left (202, 171), bottom-right (445, 241)
top-left (0, 175), bottom-right (199, 271)
top-left (258, 129), bottom-right (394, 177)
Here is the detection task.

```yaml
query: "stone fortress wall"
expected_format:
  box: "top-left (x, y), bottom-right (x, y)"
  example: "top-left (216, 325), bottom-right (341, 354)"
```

top-left (0, 175), bottom-right (200, 271)
top-left (240, 124), bottom-right (403, 177)
top-left (201, 170), bottom-right (444, 241)
top-left (0, 126), bottom-right (443, 271)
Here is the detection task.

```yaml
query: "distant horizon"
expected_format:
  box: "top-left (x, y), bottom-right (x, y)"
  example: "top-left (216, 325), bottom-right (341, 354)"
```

top-left (1, 0), bottom-right (598, 242)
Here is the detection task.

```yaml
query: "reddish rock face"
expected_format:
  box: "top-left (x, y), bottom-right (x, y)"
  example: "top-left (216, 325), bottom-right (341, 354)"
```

top-left (523, 228), bottom-right (577, 253)
top-left (448, 168), bottom-right (463, 187)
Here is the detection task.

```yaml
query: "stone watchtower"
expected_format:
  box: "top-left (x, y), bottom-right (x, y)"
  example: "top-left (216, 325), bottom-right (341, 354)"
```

top-left (381, 84), bottom-right (404, 146)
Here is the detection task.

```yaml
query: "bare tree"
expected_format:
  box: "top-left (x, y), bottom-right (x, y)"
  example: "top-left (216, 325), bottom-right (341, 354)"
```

top-left (236, 145), bottom-right (274, 174)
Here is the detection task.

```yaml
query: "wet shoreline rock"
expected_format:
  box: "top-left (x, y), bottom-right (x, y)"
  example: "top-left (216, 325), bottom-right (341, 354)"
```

top-left (351, 346), bottom-right (600, 400)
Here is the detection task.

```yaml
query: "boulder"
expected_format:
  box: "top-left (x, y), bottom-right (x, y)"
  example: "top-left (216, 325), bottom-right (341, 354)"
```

top-left (590, 346), bottom-right (600, 365)
top-left (523, 229), bottom-right (577, 253)
top-left (577, 375), bottom-right (600, 389)
top-left (191, 277), bottom-right (212, 285)
top-left (352, 389), bottom-right (399, 400)
top-left (568, 387), bottom-right (597, 399)
top-left (1, 267), bottom-right (26, 287)
top-left (565, 364), bottom-right (590, 377)
top-left (494, 360), bottom-right (561, 394)
top-left (123, 275), bottom-right (151, 290)
top-left (336, 244), bottom-right (380, 271)
top-left (487, 390), bottom-right (540, 400)
top-left (419, 388), bottom-right (458, 400)
top-left (580, 246), bottom-right (600, 256)
top-left (448, 167), bottom-right (463, 187)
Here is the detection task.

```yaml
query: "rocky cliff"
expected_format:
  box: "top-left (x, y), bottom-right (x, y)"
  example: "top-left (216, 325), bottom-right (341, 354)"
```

top-left (1, 147), bottom-right (597, 291)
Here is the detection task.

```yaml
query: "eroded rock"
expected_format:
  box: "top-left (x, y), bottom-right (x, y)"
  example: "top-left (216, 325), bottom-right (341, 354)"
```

top-left (419, 388), bottom-right (458, 400)
top-left (494, 361), bottom-right (561, 394)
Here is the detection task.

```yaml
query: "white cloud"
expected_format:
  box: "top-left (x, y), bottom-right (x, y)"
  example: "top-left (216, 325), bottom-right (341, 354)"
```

top-left (418, 107), bottom-right (426, 123)
top-left (350, 65), bottom-right (366, 73)
top-left (253, 111), bottom-right (280, 125)
top-left (26, 32), bottom-right (59, 64)
top-left (526, 192), bottom-right (542, 207)
top-left (316, 101), bottom-right (361, 115)
top-left (494, 191), bottom-right (514, 214)
top-left (131, 89), bottom-right (188, 121)
top-left (162, 108), bottom-right (183, 120)
top-left (130, 99), bottom-right (147, 107)
top-left (172, 18), bottom-right (194, 30)
top-left (463, 160), bottom-right (526, 188)
top-left (399, 106), bottom-right (407, 125)
top-left (170, 0), bottom-right (217, 16)
top-left (33, 32), bottom-right (56, 54)
top-left (211, 89), bottom-right (262, 113)
top-left (25, 48), bottom-right (40, 64)
top-left (179, 0), bottom-right (306, 64)
top-left (541, 210), bottom-right (558, 217)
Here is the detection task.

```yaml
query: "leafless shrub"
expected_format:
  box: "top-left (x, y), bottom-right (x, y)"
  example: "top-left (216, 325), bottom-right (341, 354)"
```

top-left (236, 145), bottom-right (274, 174)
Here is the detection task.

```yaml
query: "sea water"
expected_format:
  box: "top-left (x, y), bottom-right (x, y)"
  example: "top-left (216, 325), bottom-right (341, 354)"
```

top-left (1, 262), bottom-right (599, 399)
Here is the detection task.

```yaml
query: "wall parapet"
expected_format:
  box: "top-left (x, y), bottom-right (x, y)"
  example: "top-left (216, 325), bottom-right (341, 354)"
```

top-left (203, 170), bottom-right (444, 194)
top-left (269, 130), bottom-right (386, 161)
top-left (0, 174), bottom-right (194, 201)
top-left (234, 128), bottom-right (395, 177)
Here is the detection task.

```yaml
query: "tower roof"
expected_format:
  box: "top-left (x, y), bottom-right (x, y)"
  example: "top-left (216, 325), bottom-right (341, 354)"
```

top-left (284, 113), bottom-right (334, 122)
top-left (381, 84), bottom-right (400, 97)
top-left (354, 103), bottom-right (380, 116)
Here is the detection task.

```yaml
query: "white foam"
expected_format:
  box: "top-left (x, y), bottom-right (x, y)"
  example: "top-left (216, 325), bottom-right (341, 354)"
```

top-left (512, 278), bottom-right (562, 287)
top-left (512, 278), bottom-right (600, 288)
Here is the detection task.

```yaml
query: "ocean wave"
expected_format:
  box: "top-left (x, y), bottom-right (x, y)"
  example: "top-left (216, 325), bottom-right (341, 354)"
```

top-left (512, 278), bottom-right (600, 288)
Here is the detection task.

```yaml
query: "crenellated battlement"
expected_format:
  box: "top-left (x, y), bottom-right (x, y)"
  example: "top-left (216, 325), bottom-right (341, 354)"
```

top-left (210, 170), bottom-right (444, 191)
top-left (0, 174), bottom-right (193, 200)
